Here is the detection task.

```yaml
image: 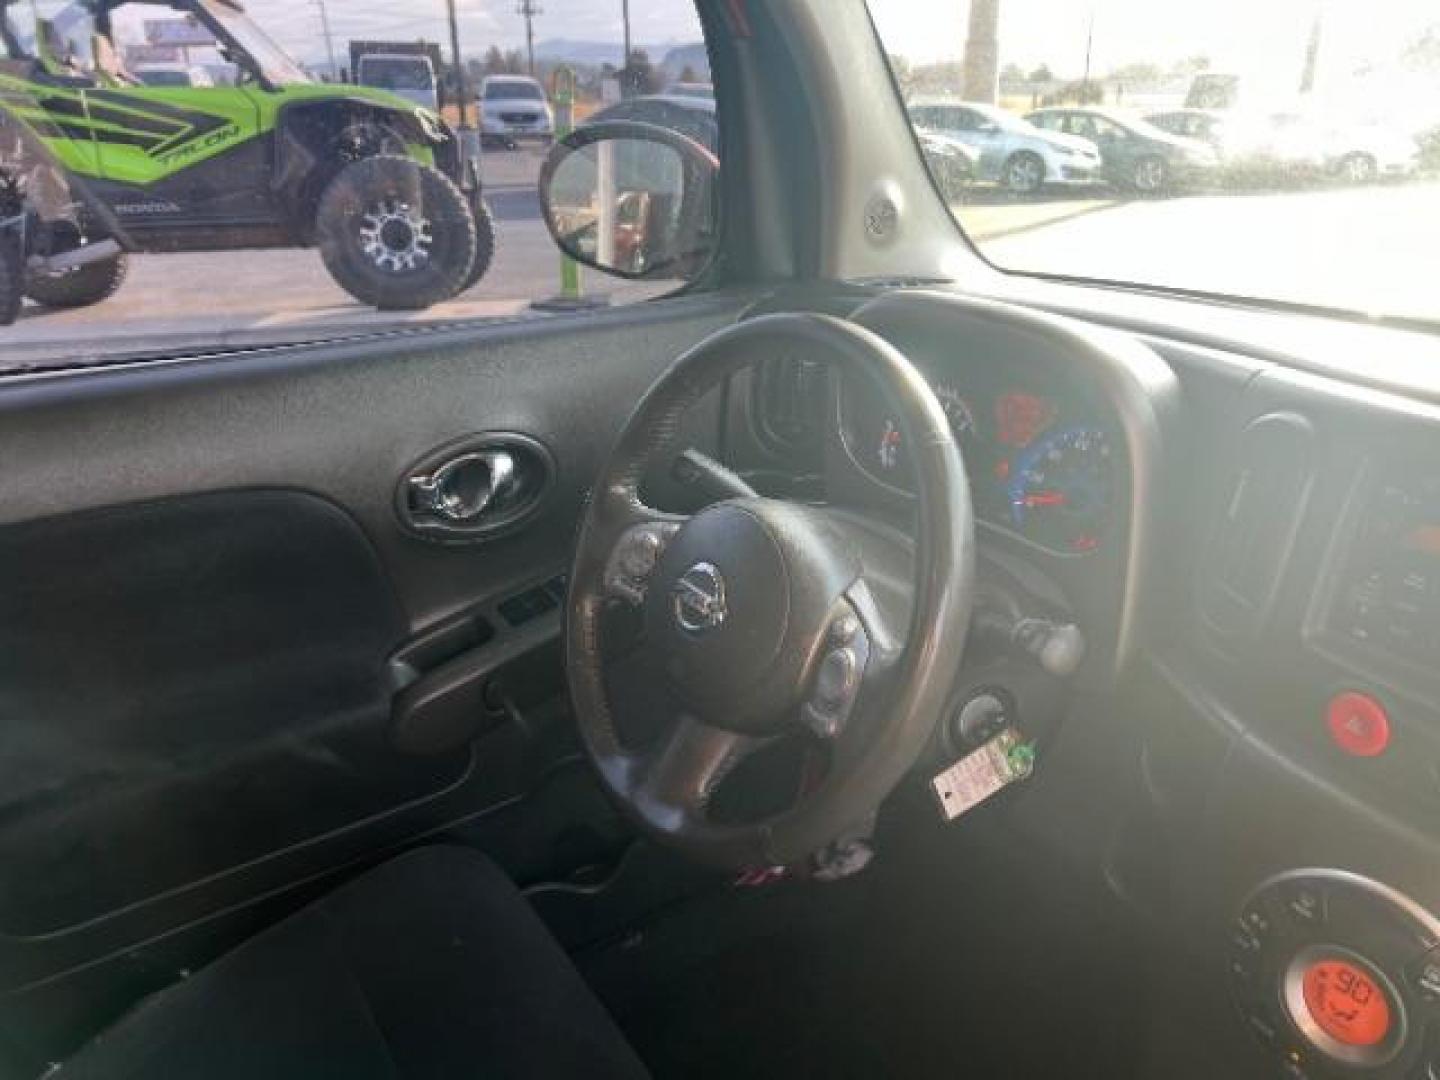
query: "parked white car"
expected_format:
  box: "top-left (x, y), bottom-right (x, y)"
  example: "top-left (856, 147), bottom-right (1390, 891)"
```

top-left (907, 99), bottom-right (1102, 194)
top-left (478, 75), bottom-right (555, 146)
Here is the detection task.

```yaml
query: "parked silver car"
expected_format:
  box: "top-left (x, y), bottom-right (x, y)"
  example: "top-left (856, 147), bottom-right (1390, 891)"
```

top-left (478, 75), bottom-right (555, 147)
top-left (907, 99), bottom-right (1102, 194)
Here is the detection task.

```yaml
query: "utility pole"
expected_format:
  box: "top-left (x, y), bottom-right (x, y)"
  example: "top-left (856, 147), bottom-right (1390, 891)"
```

top-left (961, 0), bottom-right (1000, 104)
top-left (312, 0), bottom-right (337, 82)
top-left (445, 0), bottom-right (471, 132)
top-left (622, 0), bottom-right (631, 75)
top-left (1081, 7), bottom-right (1095, 98)
top-left (1299, 3), bottom-right (1324, 94)
top-left (517, 0), bottom-right (541, 76)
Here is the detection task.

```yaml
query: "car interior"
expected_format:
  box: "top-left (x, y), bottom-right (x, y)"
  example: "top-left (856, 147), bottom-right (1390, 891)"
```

top-left (2, 1), bottom-right (1439, 1078)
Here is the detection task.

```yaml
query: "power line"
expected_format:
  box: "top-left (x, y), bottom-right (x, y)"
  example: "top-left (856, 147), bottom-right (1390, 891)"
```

top-left (517, 0), bottom-right (541, 75)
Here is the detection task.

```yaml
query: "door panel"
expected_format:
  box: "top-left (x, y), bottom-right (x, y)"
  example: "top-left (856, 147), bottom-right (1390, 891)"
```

top-left (89, 87), bottom-right (270, 222)
top-left (0, 488), bottom-right (466, 937)
top-left (0, 294), bottom-right (746, 1006)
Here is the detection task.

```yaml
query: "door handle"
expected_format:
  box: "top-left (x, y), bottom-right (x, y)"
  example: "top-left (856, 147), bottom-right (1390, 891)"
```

top-left (396, 433), bottom-right (555, 542)
top-left (408, 451), bottom-right (517, 524)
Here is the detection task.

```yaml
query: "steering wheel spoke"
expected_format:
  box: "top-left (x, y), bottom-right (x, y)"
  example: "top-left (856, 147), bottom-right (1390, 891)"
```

top-left (602, 515), bottom-right (684, 605)
top-left (631, 716), bottom-right (761, 830)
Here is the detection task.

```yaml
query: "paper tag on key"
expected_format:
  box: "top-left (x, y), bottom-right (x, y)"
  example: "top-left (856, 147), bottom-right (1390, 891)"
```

top-left (930, 729), bottom-right (1035, 822)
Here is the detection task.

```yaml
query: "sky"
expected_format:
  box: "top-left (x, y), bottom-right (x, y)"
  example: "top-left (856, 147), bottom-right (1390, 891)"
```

top-left (232, 0), bottom-right (704, 65)
top-left (100, 0), bottom-right (1437, 84)
top-left (867, 0), bottom-right (1438, 82)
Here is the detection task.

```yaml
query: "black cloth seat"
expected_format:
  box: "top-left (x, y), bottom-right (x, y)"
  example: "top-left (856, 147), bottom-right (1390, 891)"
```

top-left (57, 847), bottom-right (649, 1079)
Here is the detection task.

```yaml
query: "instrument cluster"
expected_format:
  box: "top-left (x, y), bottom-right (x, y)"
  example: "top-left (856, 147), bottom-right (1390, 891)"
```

top-left (842, 368), bottom-right (1118, 554)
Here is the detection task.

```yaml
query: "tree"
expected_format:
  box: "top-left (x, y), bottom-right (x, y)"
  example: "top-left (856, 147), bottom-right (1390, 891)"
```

top-left (1000, 62), bottom-right (1025, 83)
top-left (1028, 63), bottom-right (1053, 83)
top-left (961, 0), bottom-right (1000, 102)
top-left (482, 45), bottom-right (505, 75)
top-left (1402, 24), bottom-right (1440, 70)
top-left (503, 49), bottom-right (526, 75)
top-left (678, 64), bottom-right (699, 83)
top-left (1109, 61), bottom-right (1163, 84)
top-left (621, 48), bottom-right (657, 96)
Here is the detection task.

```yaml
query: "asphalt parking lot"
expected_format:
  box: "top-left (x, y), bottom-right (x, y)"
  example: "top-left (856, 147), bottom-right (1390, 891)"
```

top-left (2, 150), bottom-right (1435, 370)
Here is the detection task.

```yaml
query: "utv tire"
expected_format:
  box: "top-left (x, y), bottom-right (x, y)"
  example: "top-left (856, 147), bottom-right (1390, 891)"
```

top-left (316, 155), bottom-right (477, 311)
top-left (25, 253), bottom-right (129, 309)
top-left (0, 233), bottom-right (22, 326)
top-left (458, 196), bottom-right (496, 293)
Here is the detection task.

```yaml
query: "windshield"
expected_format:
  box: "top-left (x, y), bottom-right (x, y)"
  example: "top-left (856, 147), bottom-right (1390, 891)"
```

top-left (485, 81), bottom-right (544, 100)
top-left (198, 0), bottom-right (309, 86)
top-left (869, 0), bottom-right (1440, 325)
top-left (1, 0), bottom-right (95, 69)
top-left (136, 68), bottom-right (190, 86)
top-left (359, 58), bottom-right (431, 91)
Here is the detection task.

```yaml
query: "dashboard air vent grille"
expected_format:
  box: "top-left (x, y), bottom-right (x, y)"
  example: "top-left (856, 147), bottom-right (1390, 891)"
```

top-left (1200, 412), bottom-right (1316, 640)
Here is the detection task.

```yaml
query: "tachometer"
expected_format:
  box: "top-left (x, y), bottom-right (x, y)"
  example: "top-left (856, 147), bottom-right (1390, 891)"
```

top-left (1007, 427), bottom-right (1114, 552)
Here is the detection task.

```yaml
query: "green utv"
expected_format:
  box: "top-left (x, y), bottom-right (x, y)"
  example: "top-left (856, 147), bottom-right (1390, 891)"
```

top-left (0, 0), bottom-right (495, 323)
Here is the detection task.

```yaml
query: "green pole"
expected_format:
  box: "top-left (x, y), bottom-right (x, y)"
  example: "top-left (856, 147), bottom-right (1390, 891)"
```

top-left (552, 66), bottom-right (581, 301)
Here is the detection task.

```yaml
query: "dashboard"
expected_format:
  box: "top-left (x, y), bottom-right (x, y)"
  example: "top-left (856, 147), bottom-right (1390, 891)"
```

top-left (733, 284), bottom-right (1440, 1080)
top-left (841, 368), bottom-right (1118, 554)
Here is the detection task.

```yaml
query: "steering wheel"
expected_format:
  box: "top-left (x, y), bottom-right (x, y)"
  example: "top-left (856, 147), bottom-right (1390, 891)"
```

top-left (566, 313), bottom-right (975, 869)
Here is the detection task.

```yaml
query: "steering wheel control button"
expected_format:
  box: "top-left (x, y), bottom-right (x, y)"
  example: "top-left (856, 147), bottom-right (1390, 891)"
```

top-left (605, 523), bottom-right (679, 605)
top-left (1326, 691), bottom-right (1392, 757)
top-left (813, 649), bottom-right (859, 711)
top-left (802, 625), bottom-right (870, 741)
top-left (619, 529), bottom-right (663, 580)
top-left (830, 613), bottom-right (861, 647)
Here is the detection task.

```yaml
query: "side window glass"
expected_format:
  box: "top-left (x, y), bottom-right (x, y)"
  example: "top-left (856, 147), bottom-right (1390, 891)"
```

top-left (1, 1), bottom-right (715, 374)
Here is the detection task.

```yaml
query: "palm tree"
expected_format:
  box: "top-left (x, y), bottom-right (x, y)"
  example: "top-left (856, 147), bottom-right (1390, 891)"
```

top-left (962, 0), bottom-right (1000, 102)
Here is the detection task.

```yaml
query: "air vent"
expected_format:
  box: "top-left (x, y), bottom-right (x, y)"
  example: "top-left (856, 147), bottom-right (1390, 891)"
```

top-left (1199, 412), bottom-right (1317, 640)
top-left (752, 354), bottom-right (828, 456)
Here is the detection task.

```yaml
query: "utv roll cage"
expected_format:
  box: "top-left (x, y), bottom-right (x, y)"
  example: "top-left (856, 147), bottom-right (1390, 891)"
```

top-left (0, 0), bottom-right (307, 90)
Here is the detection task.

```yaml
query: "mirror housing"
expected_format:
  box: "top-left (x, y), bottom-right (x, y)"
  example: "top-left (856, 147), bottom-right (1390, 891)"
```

top-left (538, 120), bottom-right (720, 283)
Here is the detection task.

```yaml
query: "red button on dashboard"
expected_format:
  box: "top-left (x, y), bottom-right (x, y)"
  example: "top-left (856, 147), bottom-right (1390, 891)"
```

top-left (1326, 691), bottom-right (1391, 757)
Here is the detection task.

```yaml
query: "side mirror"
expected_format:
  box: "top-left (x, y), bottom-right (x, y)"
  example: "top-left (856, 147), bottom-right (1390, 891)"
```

top-left (538, 120), bottom-right (720, 282)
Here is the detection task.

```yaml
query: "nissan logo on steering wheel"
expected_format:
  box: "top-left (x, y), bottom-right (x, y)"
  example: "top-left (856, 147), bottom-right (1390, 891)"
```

top-left (672, 562), bottom-right (727, 634)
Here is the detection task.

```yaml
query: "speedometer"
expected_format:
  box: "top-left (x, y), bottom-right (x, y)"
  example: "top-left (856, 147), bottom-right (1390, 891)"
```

top-left (1007, 426), bottom-right (1114, 552)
